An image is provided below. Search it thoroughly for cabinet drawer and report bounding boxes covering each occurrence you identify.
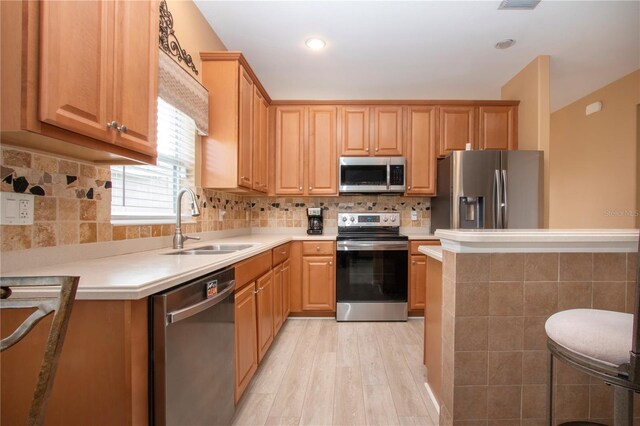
[302,241,335,256]
[234,251,272,290]
[272,243,291,266]
[410,240,440,255]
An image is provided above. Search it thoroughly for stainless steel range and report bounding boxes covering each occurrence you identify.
[336,212,409,321]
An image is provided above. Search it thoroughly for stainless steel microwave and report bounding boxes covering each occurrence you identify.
[339,157,406,194]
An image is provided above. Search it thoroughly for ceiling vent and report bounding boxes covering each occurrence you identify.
[498,0,541,10]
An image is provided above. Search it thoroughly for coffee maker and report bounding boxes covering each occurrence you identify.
[307,207,323,235]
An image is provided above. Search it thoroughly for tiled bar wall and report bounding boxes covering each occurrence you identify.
[439,251,639,425]
[0,146,431,252]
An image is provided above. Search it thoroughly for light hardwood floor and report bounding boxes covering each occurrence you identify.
[232,319,439,426]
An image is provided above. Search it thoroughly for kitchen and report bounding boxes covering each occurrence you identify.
[2,1,638,424]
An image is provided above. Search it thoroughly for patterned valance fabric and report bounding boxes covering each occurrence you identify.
[158,49,209,135]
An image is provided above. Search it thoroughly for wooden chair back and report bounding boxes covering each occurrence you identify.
[0,276,79,426]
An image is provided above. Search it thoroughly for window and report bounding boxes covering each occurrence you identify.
[111,98,196,222]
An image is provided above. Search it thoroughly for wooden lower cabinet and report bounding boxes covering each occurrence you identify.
[234,282,258,403]
[282,259,291,317]
[256,271,274,362]
[273,264,284,336]
[0,300,148,425]
[409,255,427,311]
[302,255,335,311]
[409,240,440,314]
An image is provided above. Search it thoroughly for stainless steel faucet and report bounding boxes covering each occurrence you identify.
[173,188,201,249]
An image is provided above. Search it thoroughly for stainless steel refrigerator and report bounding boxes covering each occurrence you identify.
[431,150,543,232]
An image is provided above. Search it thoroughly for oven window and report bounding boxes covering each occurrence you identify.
[341,165,387,186]
[336,250,408,302]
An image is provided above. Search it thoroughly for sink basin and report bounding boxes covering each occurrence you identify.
[164,243,256,255]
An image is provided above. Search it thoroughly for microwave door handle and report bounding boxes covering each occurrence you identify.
[386,162,390,190]
[502,169,508,229]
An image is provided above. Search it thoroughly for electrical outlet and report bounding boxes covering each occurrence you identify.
[219,210,226,221]
[1,192,35,225]
[411,211,418,221]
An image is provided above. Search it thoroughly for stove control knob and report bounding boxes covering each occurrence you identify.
[349,216,355,222]
[341,216,347,222]
[383,216,389,222]
[391,216,397,222]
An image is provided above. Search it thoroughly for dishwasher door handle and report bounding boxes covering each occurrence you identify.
[167,280,235,324]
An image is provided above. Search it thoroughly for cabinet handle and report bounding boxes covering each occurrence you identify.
[366,148,369,152]
[299,186,302,191]
[117,124,128,133]
[408,186,411,190]
[241,176,247,180]
[280,251,286,255]
[316,246,320,251]
[412,261,416,265]
[309,186,312,190]
[375,148,379,151]
[106,121,118,129]
[329,261,333,265]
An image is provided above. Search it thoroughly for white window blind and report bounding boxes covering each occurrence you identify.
[111,98,196,221]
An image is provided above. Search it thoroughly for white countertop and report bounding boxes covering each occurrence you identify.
[434,229,639,253]
[3,233,337,301]
[418,245,443,261]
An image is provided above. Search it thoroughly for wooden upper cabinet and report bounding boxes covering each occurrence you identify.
[308,106,338,195]
[39,1,112,143]
[275,107,305,195]
[340,106,370,156]
[238,65,254,189]
[111,0,158,157]
[200,52,270,192]
[406,106,437,195]
[438,105,476,156]
[372,106,403,156]
[252,88,269,193]
[478,105,517,150]
[30,0,158,163]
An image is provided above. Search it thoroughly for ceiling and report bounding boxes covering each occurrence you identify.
[194,1,639,111]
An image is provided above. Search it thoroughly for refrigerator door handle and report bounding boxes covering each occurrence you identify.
[501,169,508,229]
[494,169,502,229]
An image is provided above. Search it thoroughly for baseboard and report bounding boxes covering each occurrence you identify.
[424,382,440,415]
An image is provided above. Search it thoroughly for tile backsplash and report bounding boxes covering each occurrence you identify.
[0,146,430,252]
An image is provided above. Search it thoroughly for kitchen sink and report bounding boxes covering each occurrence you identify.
[164,243,256,255]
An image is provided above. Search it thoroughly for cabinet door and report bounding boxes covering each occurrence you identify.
[282,259,291,318]
[409,255,427,311]
[302,255,335,311]
[235,282,258,403]
[372,106,403,156]
[256,271,274,361]
[308,106,337,195]
[438,106,476,156]
[252,88,269,193]
[340,106,370,156]
[478,106,517,150]
[275,107,305,195]
[112,0,158,157]
[273,264,284,336]
[238,65,254,189]
[39,1,113,143]
[406,106,437,195]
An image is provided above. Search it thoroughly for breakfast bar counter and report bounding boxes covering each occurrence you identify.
[419,229,639,425]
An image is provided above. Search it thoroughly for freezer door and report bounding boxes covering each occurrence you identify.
[500,150,543,229]
[451,151,501,229]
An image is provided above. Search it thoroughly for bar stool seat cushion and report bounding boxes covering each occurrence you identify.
[545,309,633,368]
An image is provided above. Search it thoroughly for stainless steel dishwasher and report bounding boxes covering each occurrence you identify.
[150,267,235,426]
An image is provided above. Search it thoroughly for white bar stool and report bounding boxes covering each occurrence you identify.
[545,245,640,426]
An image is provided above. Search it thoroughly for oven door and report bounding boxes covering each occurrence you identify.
[336,240,408,303]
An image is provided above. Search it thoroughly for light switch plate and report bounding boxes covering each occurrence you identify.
[0,192,35,225]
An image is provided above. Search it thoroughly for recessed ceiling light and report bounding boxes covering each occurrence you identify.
[495,39,516,49]
[305,38,326,50]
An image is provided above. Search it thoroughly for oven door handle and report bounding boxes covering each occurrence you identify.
[337,241,409,251]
